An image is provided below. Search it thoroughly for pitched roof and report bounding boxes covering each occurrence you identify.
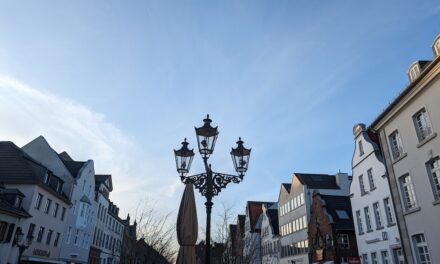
[246,201,275,233]
[0,199,32,218]
[0,142,71,204]
[294,173,340,189]
[267,208,279,235]
[57,151,86,178]
[95,174,113,191]
[61,160,85,178]
[0,141,46,184]
[282,183,291,193]
[58,151,73,161]
[319,194,354,230]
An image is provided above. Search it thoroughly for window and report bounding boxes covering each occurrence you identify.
[413,234,432,264]
[37,226,45,242]
[373,202,383,229]
[367,168,376,190]
[61,207,66,221]
[46,229,53,245]
[35,193,43,210]
[389,131,404,159]
[359,175,366,195]
[381,251,390,264]
[359,140,364,156]
[364,207,372,232]
[14,197,22,208]
[413,108,433,141]
[371,252,378,264]
[399,174,418,210]
[0,222,7,242]
[27,223,35,240]
[383,198,394,225]
[44,199,52,214]
[409,64,421,82]
[362,254,369,264]
[435,39,440,56]
[66,226,72,244]
[53,203,59,218]
[428,158,440,199]
[356,210,363,234]
[338,234,349,249]
[74,229,79,245]
[54,232,61,247]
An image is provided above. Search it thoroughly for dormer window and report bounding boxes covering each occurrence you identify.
[408,62,421,82]
[433,35,440,57]
[14,196,22,208]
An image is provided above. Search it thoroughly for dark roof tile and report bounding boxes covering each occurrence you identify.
[294,173,340,189]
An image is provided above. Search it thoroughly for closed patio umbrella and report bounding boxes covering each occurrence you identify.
[176,183,198,264]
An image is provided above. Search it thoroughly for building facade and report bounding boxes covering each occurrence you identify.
[0,184,32,264]
[58,153,97,264]
[259,203,280,264]
[1,141,72,263]
[278,172,351,264]
[308,192,358,264]
[370,34,440,264]
[244,201,275,264]
[351,124,402,264]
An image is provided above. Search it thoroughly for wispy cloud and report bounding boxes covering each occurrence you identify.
[0,74,183,214]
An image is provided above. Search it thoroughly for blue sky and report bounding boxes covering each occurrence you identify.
[1,0,439,239]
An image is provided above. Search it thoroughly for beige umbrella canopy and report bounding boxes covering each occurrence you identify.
[176,183,198,264]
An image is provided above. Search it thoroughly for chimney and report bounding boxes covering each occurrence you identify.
[336,172,351,195]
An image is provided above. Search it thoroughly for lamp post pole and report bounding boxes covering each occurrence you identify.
[13,227,33,264]
[174,115,251,264]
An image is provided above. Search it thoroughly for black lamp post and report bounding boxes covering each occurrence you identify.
[13,227,33,264]
[174,115,251,264]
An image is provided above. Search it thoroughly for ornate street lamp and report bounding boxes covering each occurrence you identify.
[13,227,33,263]
[174,115,251,264]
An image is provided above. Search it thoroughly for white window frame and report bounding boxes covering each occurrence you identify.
[413,108,433,142]
[381,250,390,264]
[412,234,432,264]
[367,168,376,190]
[383,197,395,225]
[427,157,440,200]
[359,174,366,195]
[373,202,383,229]
[409,64,421,81]
[399,174,418,210]
[356,210,363,234]
[371,252,378,264]
[338,234,350,249]
[389,130,404,160]
[364,206,372,232]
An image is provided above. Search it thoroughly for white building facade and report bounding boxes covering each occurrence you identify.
[259,203,280,264]
[1,140,73,263]
[351,124,402,264]
[371,34,440,264]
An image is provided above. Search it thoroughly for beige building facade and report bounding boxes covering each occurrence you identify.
[371,34,440,264]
